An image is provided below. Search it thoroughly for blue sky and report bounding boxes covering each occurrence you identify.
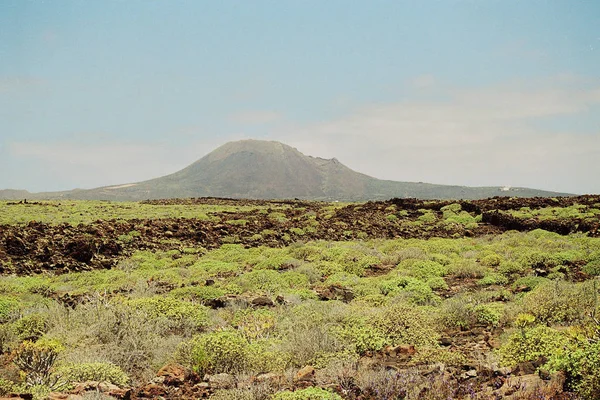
[1,0,599,194]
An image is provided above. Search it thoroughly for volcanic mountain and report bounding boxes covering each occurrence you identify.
[1,140,571,201]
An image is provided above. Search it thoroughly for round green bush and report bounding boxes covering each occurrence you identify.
[127,296,208,330]
[497,325,571,366]
[272,387,343,400]
[0,296,19,323]
[372,302,439,347]
[54,362,129,387]
[188,330,250,374]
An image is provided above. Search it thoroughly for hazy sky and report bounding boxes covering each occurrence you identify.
[1,0,599,194]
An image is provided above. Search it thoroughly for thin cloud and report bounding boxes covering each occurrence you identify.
[230,110,282,125]
[0,77,46,94]
[278,77,600,194]
[7,138,228,190]
[410,74,436,89]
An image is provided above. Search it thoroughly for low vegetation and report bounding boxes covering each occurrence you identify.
[0,196,599,399]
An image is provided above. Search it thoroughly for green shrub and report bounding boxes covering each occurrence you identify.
[512,276,548,291]
[332,316,386,355]
[0,378,21,396]
[400,260,447,279]
[426,277,448,290]
[480,253,502,267]
[169,286,226,301]
[438,296,503,329]
[237,270,309,294]
[0,296,19,322]
[191,260,241,277]
[12,339,64,388]
[547,341,600,399]
[187,330,250,374]
[290,227,306,236]
[225,219,248,226]
[53,362,129,387]
[268,212,288,223]
[379,277,439,305]
[13,314,48,341]
[520,251,559,270]
[497,325,574,367]
[294,264,323,284]
[252,250,299,270]
[519,280,596,324]
[477,273,508,286]
[498,261,526,277]
[272,387,343,400]
[127,296,208,331]
[410,346,467,367]
[246,340,291,373]
[276,301,349,366]
[372,302,439,347]
[474,303,503,327]
[232,309,276,341]
[325,272,361,287]
[429,253,451,266]
[448,260,487,279]
[583,260,600,276]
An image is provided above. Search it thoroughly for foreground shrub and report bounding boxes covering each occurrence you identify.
[0,296,19,322]
[378,277,439,305]
[410,346,467,367]
[232,308,277,341]
[477,273,508,286]
[447,260,487,279]
[548,341,600,399]
[12,314,48,341]
[519,280,596,324]
[372,302,439,347]
[332,316,386,355]
[212,385,276,400]
[53,362,129,387]
[497,325,572,366]
[0,378,21,396]
[438,296,503,329]
[399,260,448,280]
[12,339,64,388]
[187,330,249,374]
[169,286,226,301]
[247,340,292,373]
[272,387,343,400]
[126,296,208,332]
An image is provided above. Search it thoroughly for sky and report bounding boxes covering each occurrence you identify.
[1,0,599,194]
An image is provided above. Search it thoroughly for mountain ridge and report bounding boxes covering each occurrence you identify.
[0,139,573,201]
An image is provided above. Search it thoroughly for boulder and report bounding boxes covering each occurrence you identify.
[137,383,167,397]
[207,373,236,389]
[251,296,274,307]
[157,363,190,386]
[512,361,536,376]
[294,366,316,383]
[253,372,284,385]
[47,394,83,400]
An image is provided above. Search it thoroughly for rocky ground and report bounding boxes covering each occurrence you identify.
[1,196,599,399]
[2,196,598,276]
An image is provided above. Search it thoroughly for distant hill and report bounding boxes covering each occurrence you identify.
[1,139,573,201]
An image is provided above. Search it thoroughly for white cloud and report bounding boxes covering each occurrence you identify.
[6,76,600,195]
[0,77,46,94]
[230,110,282,125]
[7,137,230,190]
[277,77,600,194]
[410,74,436,89]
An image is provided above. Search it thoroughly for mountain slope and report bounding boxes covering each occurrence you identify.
[1,140,572,201]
